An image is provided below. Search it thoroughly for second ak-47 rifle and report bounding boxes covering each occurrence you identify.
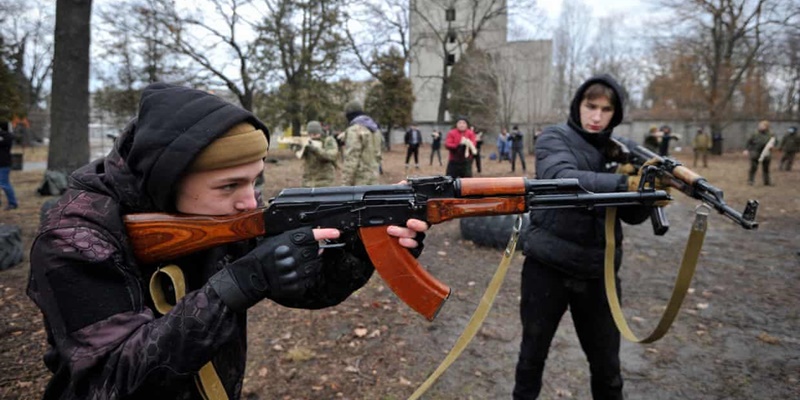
[609,138,759,234]
[124,176,669,321]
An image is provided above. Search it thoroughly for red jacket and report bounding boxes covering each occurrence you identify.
[444,128,477,162]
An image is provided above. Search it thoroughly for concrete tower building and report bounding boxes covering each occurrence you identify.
[409,0,553,130]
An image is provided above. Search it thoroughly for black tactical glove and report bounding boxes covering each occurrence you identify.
[208,227,322,312]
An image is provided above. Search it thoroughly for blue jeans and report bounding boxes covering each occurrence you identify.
[0,167,18,207]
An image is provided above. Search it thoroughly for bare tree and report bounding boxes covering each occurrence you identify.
[448,46,498,129]
[258,0,348,135]
[147,0,265,111]
[552,0,593,115]
[344,0,416,79]
[4,0,54,120]
[49,0,92,174]
[410,0,513,124]
[652,0,786,137]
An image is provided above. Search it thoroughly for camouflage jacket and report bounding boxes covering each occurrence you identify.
[780,132,799,153]
[746,131,775,160]
[693,133,711,150]
[302,135,339,188]
[341,115,382,186]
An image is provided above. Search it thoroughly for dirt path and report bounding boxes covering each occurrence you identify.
[1,145,798,399]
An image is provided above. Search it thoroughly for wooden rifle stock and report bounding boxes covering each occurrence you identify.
[125,211,267,264]
[124,176,669,321]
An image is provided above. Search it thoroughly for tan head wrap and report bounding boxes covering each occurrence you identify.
[189,122,269,172]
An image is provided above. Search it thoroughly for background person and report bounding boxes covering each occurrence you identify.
[341,100,383,185]
[744,119,775,186]
[444,116,477,178]
[404,124,423,170]
[779,126,798,171]
[692,128,711,168]
[0,122,18,211]
[301,120,339,187]
[510,125,527,173]
[430,129,443,166]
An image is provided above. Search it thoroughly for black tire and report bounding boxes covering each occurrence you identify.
[459,214,529,249]
[40,196,61,223]
[0,224,24,271]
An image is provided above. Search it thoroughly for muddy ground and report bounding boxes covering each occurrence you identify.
[1,143,798,399]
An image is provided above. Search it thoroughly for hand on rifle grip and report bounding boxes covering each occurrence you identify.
[626,166,672,207]
[208,227,323,311]
[386,218,429,258]
[615,163,637,175]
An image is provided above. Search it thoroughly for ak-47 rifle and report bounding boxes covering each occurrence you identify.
[277,136,313,159]
[124,176,669,321]
[610,138,759,234]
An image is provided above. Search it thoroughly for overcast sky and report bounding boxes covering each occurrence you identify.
[540,0,651,18]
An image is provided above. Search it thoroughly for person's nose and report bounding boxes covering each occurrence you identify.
[234,188,258,211]
[590,109,602,123]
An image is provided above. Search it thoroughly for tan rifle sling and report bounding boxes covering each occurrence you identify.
[150,265,229,400]
[604,205,708,343]
[407,215,523,400]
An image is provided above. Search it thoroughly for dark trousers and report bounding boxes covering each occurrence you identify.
[511,148,526,172]
[405,144,420,165]
[474,152,482,173]
[748,158,771,185]
[430,148,442,166]
[514,258,623,400]
[446,160,472,178]
[780,151,796,171]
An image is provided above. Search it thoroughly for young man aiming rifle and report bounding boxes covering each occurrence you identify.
[27,83,426,399]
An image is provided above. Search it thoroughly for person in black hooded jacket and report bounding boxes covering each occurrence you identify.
[27,83,428,400]
[513,75,669,400]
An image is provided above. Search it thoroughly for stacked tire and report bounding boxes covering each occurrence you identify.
[459,213,529,249]
[0,224,23,271]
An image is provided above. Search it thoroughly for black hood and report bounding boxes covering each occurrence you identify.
[70,83,270,213]
[566,74,626,146]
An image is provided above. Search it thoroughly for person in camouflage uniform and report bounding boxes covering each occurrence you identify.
[779,126,799,171]
[301,120,339,187]
[341,100,382,185]
[745,120,776,186]
[692,128,711,168]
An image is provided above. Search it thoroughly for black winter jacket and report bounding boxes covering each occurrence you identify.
[27,83,374,399]
[522,75,650,278]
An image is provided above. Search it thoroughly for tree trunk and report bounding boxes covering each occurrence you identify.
[49,0,92,175]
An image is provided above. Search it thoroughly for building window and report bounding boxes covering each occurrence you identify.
[446,8,455,21]
[446,53,456,66]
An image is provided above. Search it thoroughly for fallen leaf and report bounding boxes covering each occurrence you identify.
[258,367,268,377]
[757,332,780,345]
[696,303,709,310]
[399,377,412,386]
[354,328,368,337]
[344,365,358,373]
[437,251,447,256]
